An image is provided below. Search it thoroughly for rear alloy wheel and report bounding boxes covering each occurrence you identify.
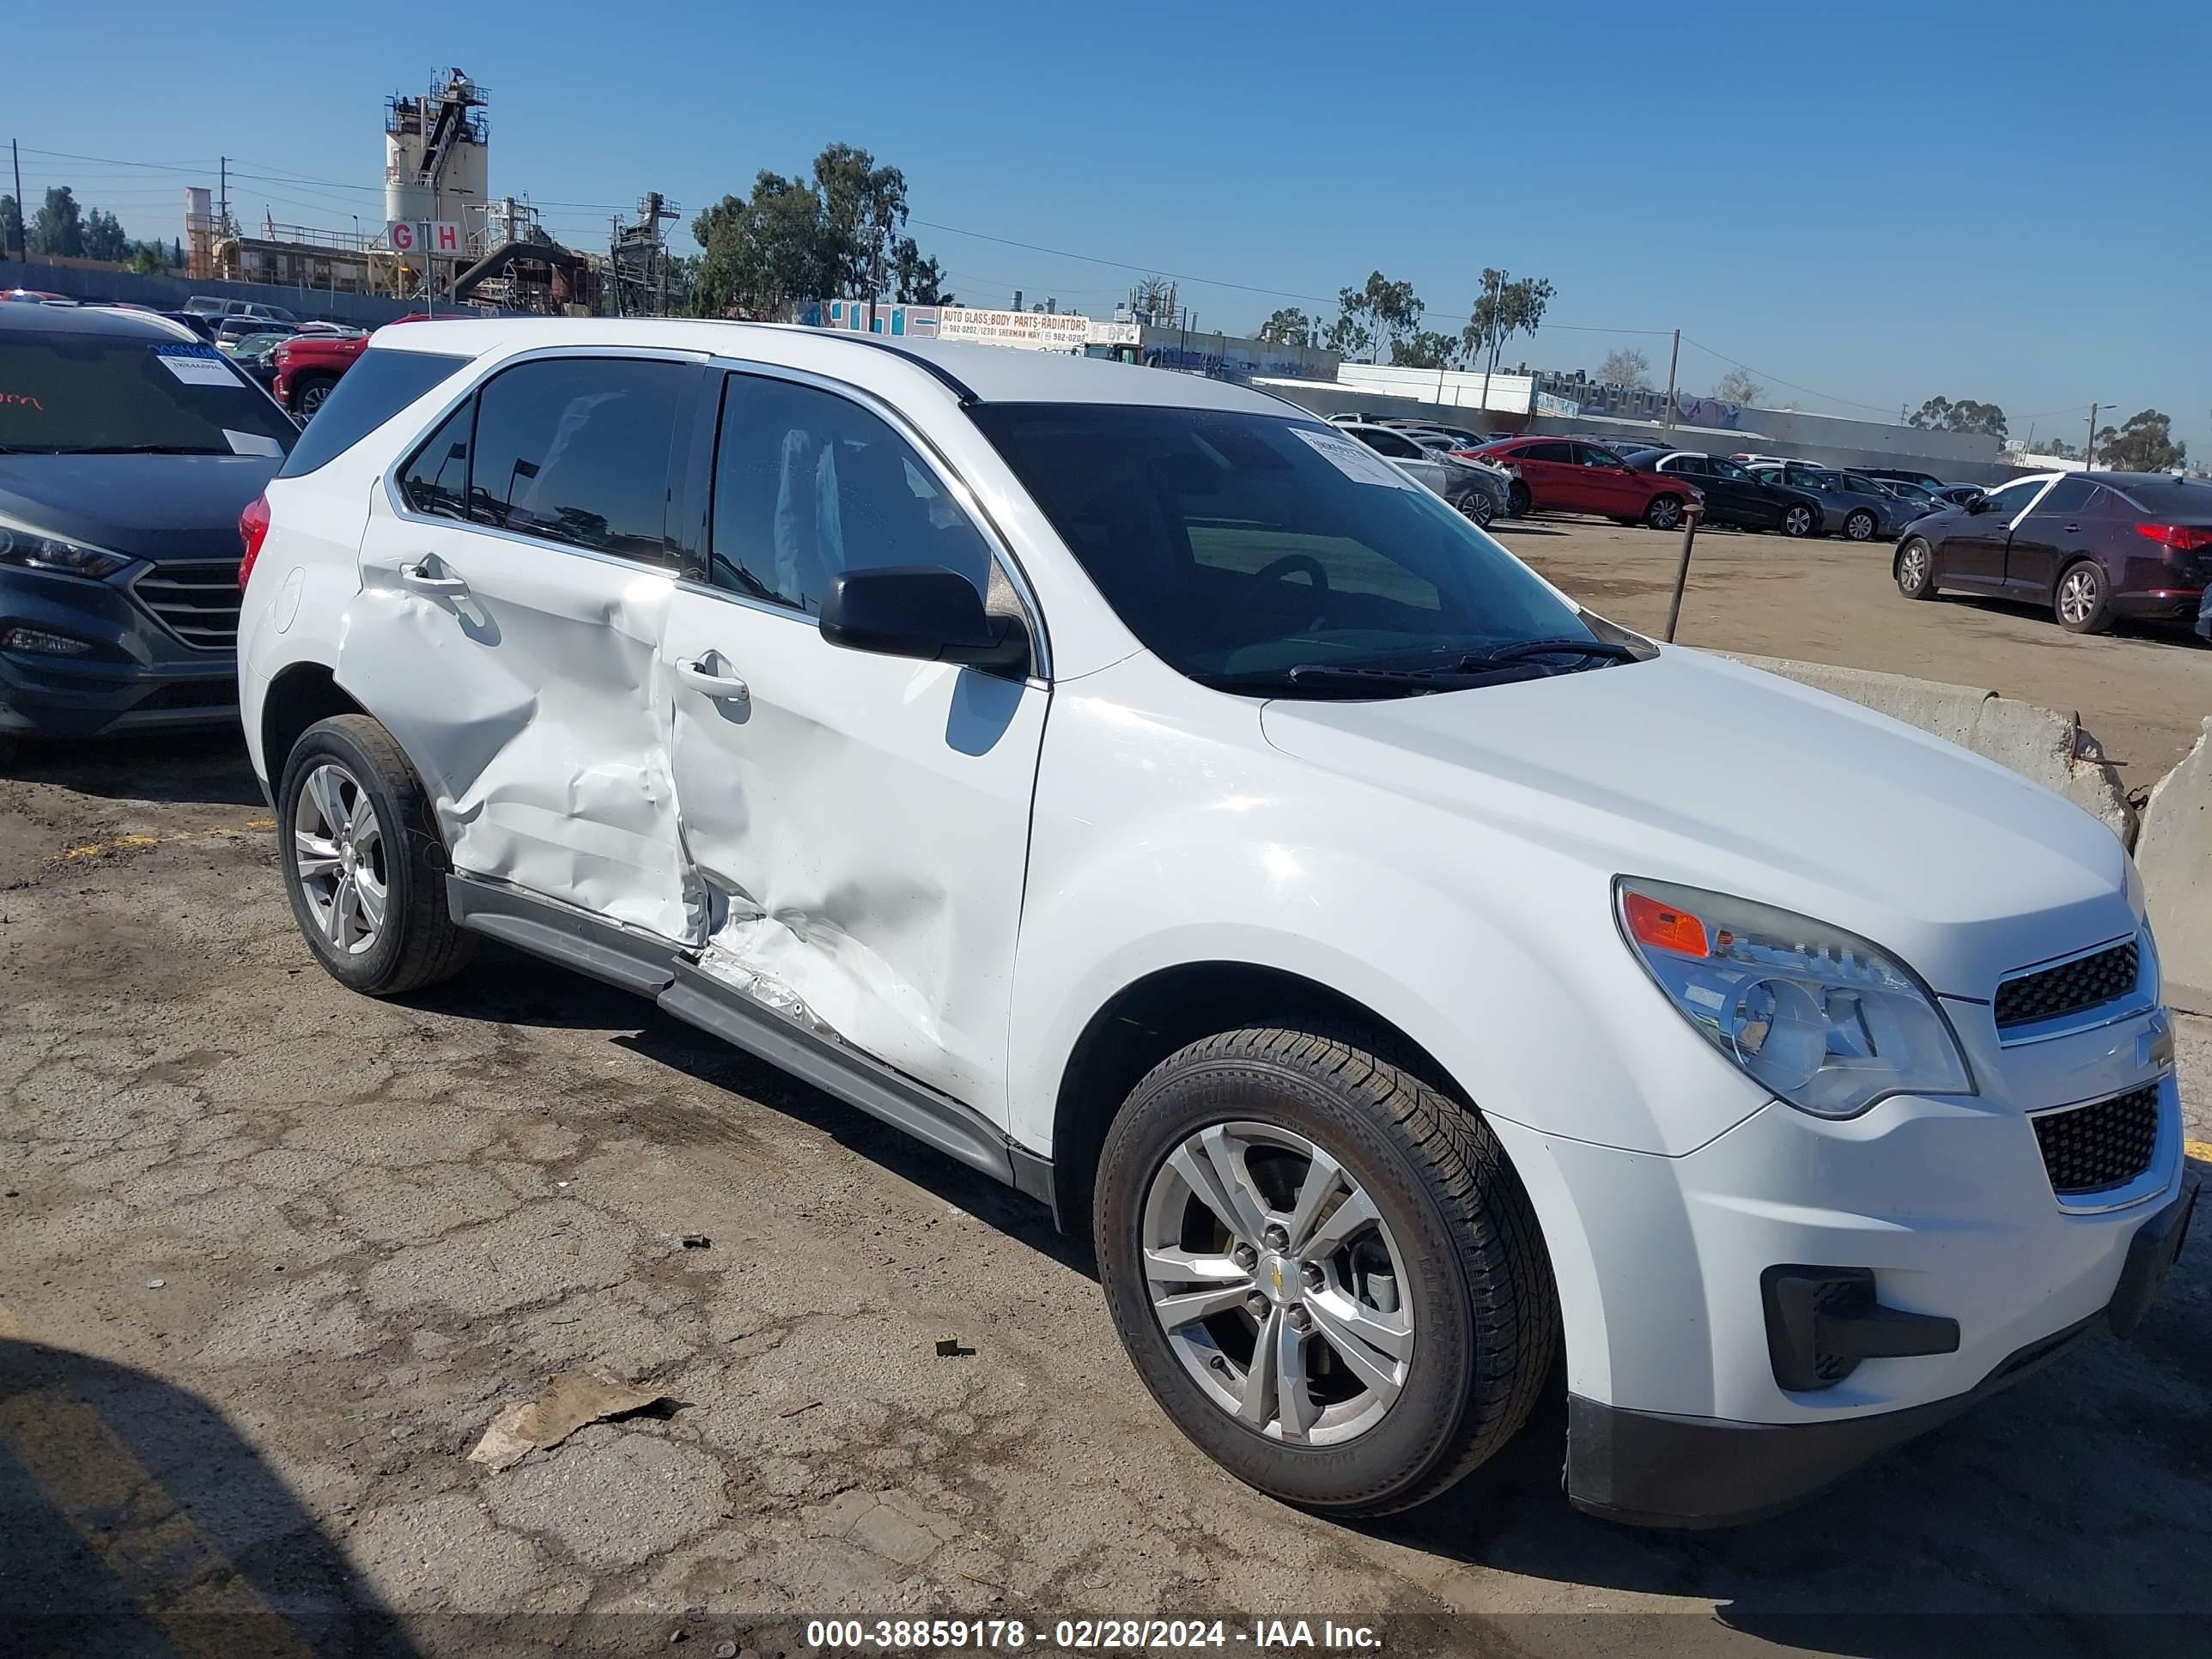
[2055,560,2112,634]
[1844,509,1878,542]
[1644,495,1686,532]
[291,374,337,418]
[1895,537,1938,600]
[1096,1023,1555,1516]
[1781,503,1816,538]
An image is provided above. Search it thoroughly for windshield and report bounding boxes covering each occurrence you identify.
[0,334,296,455]
[970,404,1639,698]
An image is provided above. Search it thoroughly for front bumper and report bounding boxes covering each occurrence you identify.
[1568,1182,2194,1528]
[0,566,240,740]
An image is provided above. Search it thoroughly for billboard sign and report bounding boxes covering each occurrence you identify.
[934,307,1093,352]
[386,221,462,255]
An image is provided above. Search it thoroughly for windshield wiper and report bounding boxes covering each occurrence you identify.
[1450,636,1643,671]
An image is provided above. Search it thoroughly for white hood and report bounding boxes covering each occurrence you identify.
[1260,647,2135,1000]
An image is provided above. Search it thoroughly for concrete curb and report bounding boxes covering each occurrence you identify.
[2136,716,2212,1010]
[1720,654,2136,845]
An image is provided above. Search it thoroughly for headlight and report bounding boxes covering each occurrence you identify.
[1615,877,1974,1118]
[0,514,134,580]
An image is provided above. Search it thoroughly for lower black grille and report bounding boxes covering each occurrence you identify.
[139,679,239,710]
[133,562,241,652]
[1996,939,2139,1030]
[2033,1084,2161,1196]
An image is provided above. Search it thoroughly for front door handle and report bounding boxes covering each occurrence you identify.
[399,560,468,596]
[677,657,750,703]
[2063,523,2081,533]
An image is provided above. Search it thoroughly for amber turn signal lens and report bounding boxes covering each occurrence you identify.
[1624,890,1709,957]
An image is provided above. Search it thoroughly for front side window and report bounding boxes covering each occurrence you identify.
[1352,428,1423,459]
[707,373,994,615]
[972,404,1636,698]
[465,357,690,565]
[1979,480,2045,520]
[1577,445,1626,468]
[0,331,296,456]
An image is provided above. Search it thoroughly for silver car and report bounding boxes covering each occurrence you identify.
[1744,461,1918,541]
[1340,422,1513,526]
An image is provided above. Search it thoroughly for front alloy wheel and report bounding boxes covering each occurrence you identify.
[1844,509,1877,541]
[1461,489,1498,528]
[1143,1121,1413,1445]
[1096,1024,1555,1516]
[1896,537,1937,599]
[1644,495,1685,532]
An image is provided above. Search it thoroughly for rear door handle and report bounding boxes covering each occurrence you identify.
[677,657,750,703]
[399,561,468,596]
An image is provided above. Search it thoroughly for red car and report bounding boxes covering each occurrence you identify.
[1468,436,1705,530]
[271,314,431,417]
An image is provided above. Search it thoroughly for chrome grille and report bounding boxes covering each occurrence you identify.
[1995,939,2139,1030]
[133,562,241,653]
[2032,1084,2160,1196]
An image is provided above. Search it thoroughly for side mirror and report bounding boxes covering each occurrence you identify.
[820,564,1030,676]
[1964,493,1992,514]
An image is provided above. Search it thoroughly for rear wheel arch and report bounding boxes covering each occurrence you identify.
[261,662,368,785]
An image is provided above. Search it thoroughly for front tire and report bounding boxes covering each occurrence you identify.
[1505,480,1532,519]
[2056,560,2112,633]
[1644,495,1686,532]
[1459,489,1497,528]
[276,714,474,996]
[1095,1024,1555,1516]
[1895,536,1938,600]
[1844,508,1878,542]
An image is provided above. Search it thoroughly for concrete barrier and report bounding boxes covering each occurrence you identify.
[2136,717,2212,1014]
[1721,654,2136,844]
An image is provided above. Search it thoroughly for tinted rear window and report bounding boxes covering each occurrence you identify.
[277,348,471,477]
[2113,479,2212,518]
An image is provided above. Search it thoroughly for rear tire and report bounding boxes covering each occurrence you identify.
[2055,560,2112,634]
[0,732,17,770]
[1895,536,1938,600]
[1095,1022,1555,1516]
[290,372,337,418]
[276,714,474,996]
[1779,503,1817,538]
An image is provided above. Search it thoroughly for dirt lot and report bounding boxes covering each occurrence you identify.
[1498,519,2211,786]
[3,524,2209,1657]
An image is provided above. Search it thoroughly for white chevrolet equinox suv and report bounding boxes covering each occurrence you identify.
[239,320,2193,1527]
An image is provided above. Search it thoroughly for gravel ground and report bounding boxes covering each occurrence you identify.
[2,524,2207,1657]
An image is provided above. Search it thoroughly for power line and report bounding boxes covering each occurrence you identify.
[1678,334,1899,416]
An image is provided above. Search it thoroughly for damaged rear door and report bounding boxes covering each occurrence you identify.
[343,351,704,937]
[659,367,1049,1118]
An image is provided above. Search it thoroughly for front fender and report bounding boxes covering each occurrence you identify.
[1007,654,1767,1163]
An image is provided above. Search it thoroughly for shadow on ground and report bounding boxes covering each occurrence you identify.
[0,1338,419,1658]
[4,730,264,808]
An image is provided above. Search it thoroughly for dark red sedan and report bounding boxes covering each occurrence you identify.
[1467,436,1705,529]
[1893,471,2211,634]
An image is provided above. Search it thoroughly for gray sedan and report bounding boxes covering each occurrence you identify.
[1340,422,1513,526]
[1744,461,1921,541]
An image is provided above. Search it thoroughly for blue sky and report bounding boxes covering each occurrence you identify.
[9,0,2206,450]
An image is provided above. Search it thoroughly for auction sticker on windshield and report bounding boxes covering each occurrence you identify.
[155,346,242,387]
[1291,426,1419,489]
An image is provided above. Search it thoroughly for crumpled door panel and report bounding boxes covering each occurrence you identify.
[661,592,1046,1119]
[343,516,697,941]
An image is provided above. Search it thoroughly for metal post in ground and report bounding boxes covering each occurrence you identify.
[1663,500,1705,644]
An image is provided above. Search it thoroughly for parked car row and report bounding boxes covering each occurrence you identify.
[1335,422,1513,525]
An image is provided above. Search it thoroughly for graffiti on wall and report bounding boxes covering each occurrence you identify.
[1669,393,1742,429]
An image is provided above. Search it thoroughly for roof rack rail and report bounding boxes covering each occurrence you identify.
[813,330,979,405]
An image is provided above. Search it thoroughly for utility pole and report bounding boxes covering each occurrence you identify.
[9,139,24,261]
[2085,403,2100,468]
[610,218,623,318]
[218,156,228,233]
[1660,327,1680,437]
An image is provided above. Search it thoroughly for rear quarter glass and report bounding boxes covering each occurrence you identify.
[277,349,474,478]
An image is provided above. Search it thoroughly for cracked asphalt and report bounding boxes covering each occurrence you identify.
[3,710,2208,1656]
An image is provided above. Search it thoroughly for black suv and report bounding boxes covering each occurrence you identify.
[0,304,297,765]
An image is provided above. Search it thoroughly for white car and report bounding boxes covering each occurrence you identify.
[239,320,2193,1528]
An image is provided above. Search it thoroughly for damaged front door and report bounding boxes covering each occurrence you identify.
[343,353,703,938]
[659,368,1048,1118]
